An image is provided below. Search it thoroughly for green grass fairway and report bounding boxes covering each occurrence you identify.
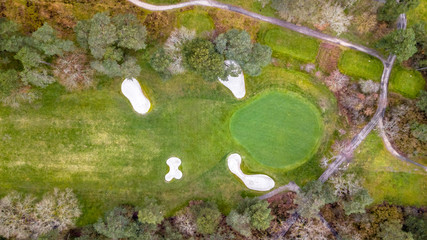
[177,9,215,34]
[389,66,425,98]
[352,133,427,206]
[338,50,384,81]
[230,91,323,169]
[0,54,336,225]
[260,28,320,63]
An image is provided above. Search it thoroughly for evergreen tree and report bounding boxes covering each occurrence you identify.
[183,38,226,82]
[377,28,417,62]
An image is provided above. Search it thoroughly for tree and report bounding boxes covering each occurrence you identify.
[318,2,352,35]
[226,210,252,237]
[94,207,139,240]
[416,90,427,113]
[20,68,55,88]
[33,188,81,234]
[214,29,271,76]
[0,19,24,52]
[190,201,222,235]
[378,0,419,23]
[90,59,122,78]
[120,57,141,80]
[294,180,337,219]
[53,51,95,91]
[377,220,414,240]
[87,13,118,60]
[14,46,43,69]
[404,216,427,240]
[138,197,164,225]
[0,69,20,97]
[0,189,81,240]
[377,28,417,62]
[342,189,373,215]
[150,48,172,80]
[183,38,227,82]
[29,23,74,57]
[410,123,427,142]
[271,0,318,24]
[112,14,147,51]
[0,192,37,239]
[230,198,273,232]
[74,12,146,78]
[355,12,377,35]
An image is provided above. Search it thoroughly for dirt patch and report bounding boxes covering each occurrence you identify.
[316,42,342,73]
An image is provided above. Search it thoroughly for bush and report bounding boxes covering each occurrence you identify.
[190,201,222,235]
[183,38,227,82]
[138,197,164,225]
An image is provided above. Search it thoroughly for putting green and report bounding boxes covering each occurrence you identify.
[230,91,323,169]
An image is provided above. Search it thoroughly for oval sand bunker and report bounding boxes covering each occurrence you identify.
[218,60,246,99]
[121,78,151,114]
[227,153,275,191]
[165,157,182,182]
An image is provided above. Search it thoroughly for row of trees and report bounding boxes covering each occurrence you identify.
[0,12,148,107]
[1,178,425,239]
[150,28,272,82]
[0,188,81,239]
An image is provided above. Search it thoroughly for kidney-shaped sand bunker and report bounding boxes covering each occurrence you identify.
[230,91,323,169]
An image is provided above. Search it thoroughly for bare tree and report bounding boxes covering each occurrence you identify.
[54,52,95,91]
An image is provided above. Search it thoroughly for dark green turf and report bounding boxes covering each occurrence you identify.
[230,91,323,169]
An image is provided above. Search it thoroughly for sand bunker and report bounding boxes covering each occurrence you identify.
[165,157,183,182]
[218,60,246,99]
[121,78,151,114]
[227,153,275,191]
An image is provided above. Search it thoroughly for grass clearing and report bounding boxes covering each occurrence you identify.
[259,27,320,63]
[352,133,427,206]
[230,91,323,169]
[338,50,383,81]
[389,66,425,99]
[177,9,215,34]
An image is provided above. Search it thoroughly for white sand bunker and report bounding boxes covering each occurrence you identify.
[227,153,275,191]
[165,157,183,182]
[218,60,246,99]
[121,78,151,114]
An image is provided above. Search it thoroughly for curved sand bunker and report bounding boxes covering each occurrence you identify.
[218,60,246,99]
[121,78,151,114]
[227,153,275,191]
[165,157,183,182]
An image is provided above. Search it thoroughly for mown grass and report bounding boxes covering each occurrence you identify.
[338,50,384,81]
[352,133,427,206]
[389,66,425,98]
[177,9,215,34]
[230,91,323,169]
[259,27,320,63]
[0,46,337,225]
[338,50,425,98]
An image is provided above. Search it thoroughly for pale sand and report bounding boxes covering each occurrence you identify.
[165,157,183,182]
[218,60,246,99]
[121,78,151,114]
[227,153,275,191]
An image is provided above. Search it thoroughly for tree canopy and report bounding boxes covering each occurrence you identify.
[378,0,419,23]
[294,180,337,219]
[214,29,271,76]
[183,38,227,82]
[377,28,417,62]
[74,12,146,78]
